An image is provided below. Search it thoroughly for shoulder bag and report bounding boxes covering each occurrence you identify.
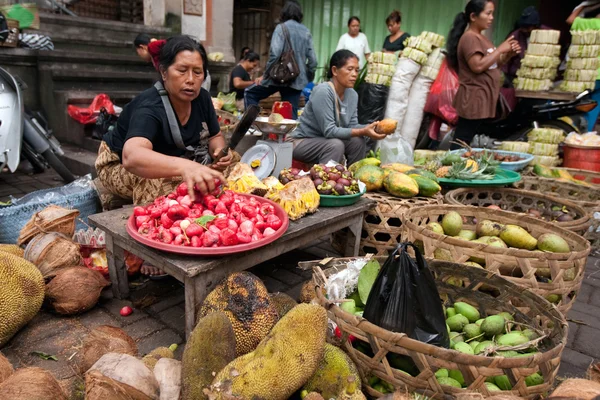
[267,23,300,85]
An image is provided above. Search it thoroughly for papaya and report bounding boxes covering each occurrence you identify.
[409,174,441,197]
[383,172,419,198]
[355,165,385,192]
[349,158,381,174]
[380,163,414,173]
[382,168,394,180]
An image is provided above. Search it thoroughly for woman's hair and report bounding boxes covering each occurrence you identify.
[240,46,250,59]
[134,33,151,48]
[243,51,260,62]
[327,49,359,79]
[386,10,401,25]
[158,35,208,76]
[281,0,303,23]
[447,0,492,71]
[348,16,360,26]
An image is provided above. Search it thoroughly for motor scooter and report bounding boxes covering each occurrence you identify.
[0,67,75,182]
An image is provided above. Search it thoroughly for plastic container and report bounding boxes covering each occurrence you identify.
[563,143,600,172]
[449,148,534,172]
[319,189,365,207]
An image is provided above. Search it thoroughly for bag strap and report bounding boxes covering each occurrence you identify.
[327,82,341,127]
[280,23,293,53]
[154,81,194,151]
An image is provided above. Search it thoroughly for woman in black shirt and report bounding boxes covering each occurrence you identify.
[229,51,261,110]
[96,36,232,207]
[382,10,410,53]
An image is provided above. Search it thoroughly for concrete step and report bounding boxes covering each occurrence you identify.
[59,144,97,177]
[38,50,150,68]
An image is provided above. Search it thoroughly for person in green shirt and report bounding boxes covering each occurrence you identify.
[569,13,600,129]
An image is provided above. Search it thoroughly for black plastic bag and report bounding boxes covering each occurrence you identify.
[363,243,450,348]
[357,82,389,125]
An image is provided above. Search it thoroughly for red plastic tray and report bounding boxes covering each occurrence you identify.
[126,194,289,256]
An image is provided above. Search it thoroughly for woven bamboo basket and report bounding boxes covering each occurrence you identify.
[524,166,600,186]
[310,257,567,399]
[352,192,444,256]
[445,188,591,235]
[401,205,591,314]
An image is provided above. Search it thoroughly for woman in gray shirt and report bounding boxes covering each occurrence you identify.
[289,50,386,165]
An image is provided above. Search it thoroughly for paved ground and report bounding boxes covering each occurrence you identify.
[1,166,599,398]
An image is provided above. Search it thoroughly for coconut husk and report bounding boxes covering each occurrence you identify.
[17,205,79,246]
[24,232,81,278]
[0,352,13,385]
[79,326,138,373]
[548,378,600,399]
[85,353,159,400]
[0,367,67,399]
[153,358,181,400]
[45,267,109,315]
[588,362,600,384]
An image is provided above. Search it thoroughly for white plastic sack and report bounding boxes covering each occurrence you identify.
[400,74,434,148]
[384,58,421,130]
[378,133,414,165]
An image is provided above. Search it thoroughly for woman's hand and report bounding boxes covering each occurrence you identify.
[498,36,518,54]
[361,122,387,140]
[180,161,225,200]
[211,147,234,171]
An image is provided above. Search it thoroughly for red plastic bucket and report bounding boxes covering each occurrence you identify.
[563,143,600,172]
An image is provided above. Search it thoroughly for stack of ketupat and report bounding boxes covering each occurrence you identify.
[419,32,446,80]
[527,127,565,166]
[561,30,600,92]
[401,35,433,66]
[514,30,561,91]
[365,52,397,87]
[498,141,530,153]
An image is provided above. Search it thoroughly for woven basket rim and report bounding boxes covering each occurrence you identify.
[444,187,591,229]
[517,176,600,207]
[313,257,568,368]
[401,204,591,260]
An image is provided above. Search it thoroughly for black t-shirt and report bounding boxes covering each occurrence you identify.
[383,32,411,52]
[229,64,251,100]
[104,86,220,159]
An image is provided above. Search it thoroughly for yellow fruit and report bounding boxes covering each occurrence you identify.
[380,163,414,174]
[199,272,279,355]
[267,178,319,220]
[383,172,419,198]
[0,251,45,346]
[465,159,478,172]
[436,166,450,178]
[303,344,362,399]
[355,166,385,192]
[269,292,297,318]
[375,119,398,134]
[142,345,176,370]
[0,245,24,258]
[182,312,236,400]
[207,304,327,400]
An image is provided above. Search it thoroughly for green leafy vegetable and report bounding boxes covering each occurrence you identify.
[358,259,381,305]
[31,351,58,361]
[196,215,217,228]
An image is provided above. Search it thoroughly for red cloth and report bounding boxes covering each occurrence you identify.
[148,39,166,71]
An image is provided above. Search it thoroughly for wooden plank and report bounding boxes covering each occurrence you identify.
[105,234,129,299]
[515,90,576,101]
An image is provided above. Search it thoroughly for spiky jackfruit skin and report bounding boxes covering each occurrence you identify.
[269,292,297,318]
[304,393,325,400]
[182,312,236,400]
[208,304,327,400]
[299,280,325,303]
[0,245,24,258]
[0,251,44,346]
[141,346,175,370]
[303,343,363,399]
[199,272,279,355]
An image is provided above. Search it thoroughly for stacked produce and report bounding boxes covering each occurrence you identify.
[514,29,561,91]
[420,47,445,80]
[499,141,530,153]
[401,36,433,65]
[560,29,600,92]
[366,52,397,86]
[527,127,564,166]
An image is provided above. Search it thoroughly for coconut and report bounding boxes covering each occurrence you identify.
[0,352,13,385]
[24,232,81,278]
[549,378,600,399]
[85,353,159,400]
[79,325,138,373]
[0,367,67,399]
[17,205,79,246]
[153,358,181,400]
[45,267,109,315]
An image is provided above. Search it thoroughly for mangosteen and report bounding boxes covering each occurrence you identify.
[338,178,351,186]
[557,214,574,222]
[327,180,337,187]
[324,166,331,173]
[290,168,300,176]
[335,164,346,172]
[328,172,341,181]
[281,177,290,184]
[313,178,324,186]
[334,183,346,195]
[527,208,542,218]
[551,210,565,219]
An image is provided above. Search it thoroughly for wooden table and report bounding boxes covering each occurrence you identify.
[515,90,577,101]
[88,199,375,337]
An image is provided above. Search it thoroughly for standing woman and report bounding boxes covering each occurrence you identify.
[447,0,520,149]
[336,16,371,70]
[382,11,410,53]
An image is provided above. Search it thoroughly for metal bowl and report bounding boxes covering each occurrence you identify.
[253,116,299,135]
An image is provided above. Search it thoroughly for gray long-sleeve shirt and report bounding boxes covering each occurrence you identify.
[291,83,363,140]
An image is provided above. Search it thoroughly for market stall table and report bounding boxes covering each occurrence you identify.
[88,198,375,337]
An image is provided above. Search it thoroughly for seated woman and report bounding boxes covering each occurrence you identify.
[288,50,387,166]
[96,36,234,275]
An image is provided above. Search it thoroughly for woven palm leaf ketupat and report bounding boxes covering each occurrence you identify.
[310,257,567,399]
[445,188,591,235]
[401,205,590,314]
[17,205,80,246]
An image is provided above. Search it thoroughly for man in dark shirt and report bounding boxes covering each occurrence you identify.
[229,51,260,110]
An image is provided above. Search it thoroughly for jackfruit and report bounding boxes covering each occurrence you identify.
[206,303,327,400]
[303,393,325,400]
[0,245,24,258]
[182,312,236,400]
[303,343,363,400]
[299,279,326,303]
[0,251,45,346]
[141,344,177,370]
[267,178,320,220]
[198,272,279,355]
[269,292,297,318]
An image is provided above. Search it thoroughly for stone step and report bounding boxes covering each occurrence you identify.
[38,49,149,68]
[59,144,98,177]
